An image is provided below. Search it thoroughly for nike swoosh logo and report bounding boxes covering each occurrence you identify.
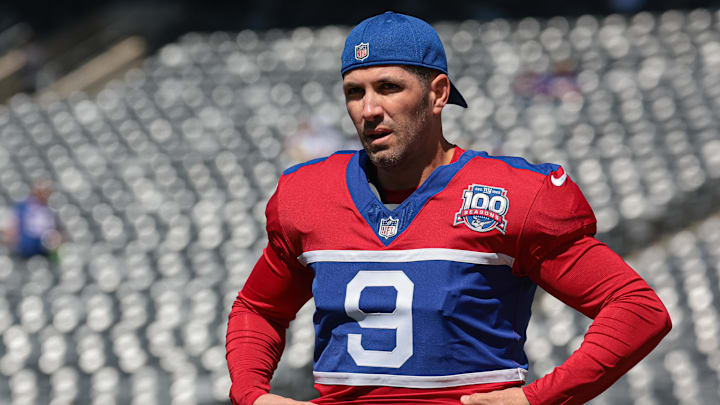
[551,173,568,187]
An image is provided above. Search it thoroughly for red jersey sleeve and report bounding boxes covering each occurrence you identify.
[513,168,670,404]
[226,184,315,405]
[514,167,597,276]
[522,236,671,405]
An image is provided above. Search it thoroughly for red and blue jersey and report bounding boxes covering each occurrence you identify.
[263,148,594,386]
[227,148,669,405]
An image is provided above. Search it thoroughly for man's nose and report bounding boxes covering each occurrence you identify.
[362,93,383,121]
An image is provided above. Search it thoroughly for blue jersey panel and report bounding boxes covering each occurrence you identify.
[310,259,536,377]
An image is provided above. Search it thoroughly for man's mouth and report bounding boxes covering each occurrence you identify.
[364,128,392,143]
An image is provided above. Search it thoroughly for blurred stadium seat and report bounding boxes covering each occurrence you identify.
[0,8,719,405]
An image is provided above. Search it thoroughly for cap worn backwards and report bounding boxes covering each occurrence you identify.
[341,11,467,108]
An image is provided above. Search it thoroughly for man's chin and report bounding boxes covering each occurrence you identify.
[366,150,402,170]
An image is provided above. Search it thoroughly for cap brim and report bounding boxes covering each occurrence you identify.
[448,80,467,108]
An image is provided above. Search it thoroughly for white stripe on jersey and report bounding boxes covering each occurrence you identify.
[313,367,527,388]
[297,249,515,267]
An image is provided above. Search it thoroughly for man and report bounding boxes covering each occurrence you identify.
[2,179,63,260]
[226,12,671,405]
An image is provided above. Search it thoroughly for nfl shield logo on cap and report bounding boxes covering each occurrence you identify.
[354,42,369,61]
[341,12,468,107]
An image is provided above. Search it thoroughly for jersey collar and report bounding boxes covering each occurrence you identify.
[345,149,475,246]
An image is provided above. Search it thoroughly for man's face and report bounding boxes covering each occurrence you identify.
[343,66,431,169]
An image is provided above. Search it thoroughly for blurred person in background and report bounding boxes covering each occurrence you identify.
[512,60,580,101]
[286,114,357,164]
[2,179,64,261]
[226,11,671,405]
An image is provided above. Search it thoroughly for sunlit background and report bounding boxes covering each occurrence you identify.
[0,1,719,404]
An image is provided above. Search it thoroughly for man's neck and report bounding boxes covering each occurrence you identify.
[372,138,455,191]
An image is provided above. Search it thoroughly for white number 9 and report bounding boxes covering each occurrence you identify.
[344,270,414,368]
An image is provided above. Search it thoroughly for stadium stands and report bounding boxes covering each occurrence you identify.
[0,8,719,404]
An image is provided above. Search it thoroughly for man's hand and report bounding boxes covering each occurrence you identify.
[253,393,314,405]
[460,387,530,405]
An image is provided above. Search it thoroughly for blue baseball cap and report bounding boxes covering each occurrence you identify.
[341,11,467,108]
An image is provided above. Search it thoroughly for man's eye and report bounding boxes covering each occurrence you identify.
[380,83,400,91]
[346,88,362,98]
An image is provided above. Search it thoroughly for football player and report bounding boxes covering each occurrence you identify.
[226,12,671,405]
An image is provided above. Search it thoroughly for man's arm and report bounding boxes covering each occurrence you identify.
[226,242,314,405]
[470,168,670,404]
[462,236,671,405]
[226,186,315,405]
[253,394,313,405]
[522,237,671,404]
[226,293,286,405]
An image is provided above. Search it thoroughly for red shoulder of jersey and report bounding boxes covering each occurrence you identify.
[272,151,360,256]
[518,165,596,273]
[449,154,597,275]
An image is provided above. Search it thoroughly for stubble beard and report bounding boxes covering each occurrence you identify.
[363,95,429,170]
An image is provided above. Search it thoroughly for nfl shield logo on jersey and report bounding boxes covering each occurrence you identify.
[378,216,399,239]
[355,42,369,61]
[454,184,509,234]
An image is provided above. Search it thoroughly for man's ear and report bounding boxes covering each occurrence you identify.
[430,73,450,114]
